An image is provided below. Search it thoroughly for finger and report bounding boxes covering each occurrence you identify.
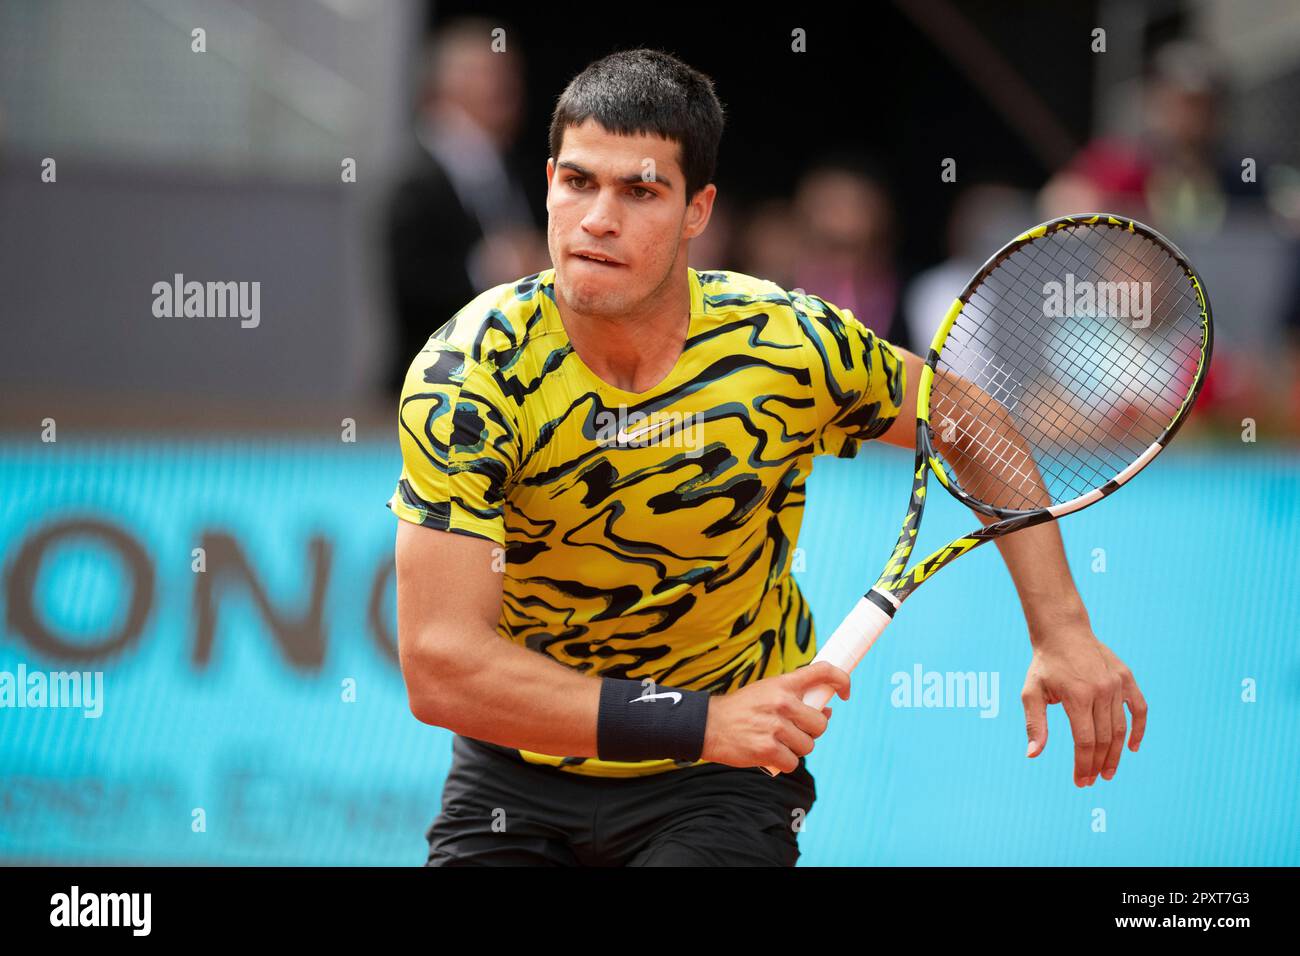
[762,740,801,775]
[1021,680,1048,758]
[1101,689,1126,780]
[787,700,832,737]
[793,662,851,702]
[1090,693,1111,784]
[1061,695,1097,788]
[775,720,817,762]
[1123,673,1148,752]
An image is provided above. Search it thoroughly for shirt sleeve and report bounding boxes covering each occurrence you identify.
[386,340,520,545]
[794,289,907,458]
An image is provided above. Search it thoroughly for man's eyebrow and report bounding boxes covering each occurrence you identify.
[556,160,674,190]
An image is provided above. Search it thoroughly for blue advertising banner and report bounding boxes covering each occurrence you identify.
[1,438,1297,865]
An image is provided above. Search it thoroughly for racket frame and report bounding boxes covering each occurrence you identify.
[879,213,1212,609]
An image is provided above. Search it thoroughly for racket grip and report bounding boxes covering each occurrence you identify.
[760,593,895,777]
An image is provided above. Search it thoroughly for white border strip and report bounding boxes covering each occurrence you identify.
[1047,441,1163,518]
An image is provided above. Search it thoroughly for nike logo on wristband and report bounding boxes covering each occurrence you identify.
[628,690,682,705]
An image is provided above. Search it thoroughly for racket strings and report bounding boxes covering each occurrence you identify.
[929,223,1205,512]
[975,232,1191,439]
[942,235,1198,505]
[944,298,1191,504]
[1024,230,1199,459]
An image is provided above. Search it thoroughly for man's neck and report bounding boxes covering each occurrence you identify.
[559,271,692,394]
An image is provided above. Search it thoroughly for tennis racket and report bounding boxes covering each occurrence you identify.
[762,213,1213,776]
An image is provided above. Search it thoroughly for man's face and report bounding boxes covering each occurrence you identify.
[546,118,713,319]
[1146,82,1218,152]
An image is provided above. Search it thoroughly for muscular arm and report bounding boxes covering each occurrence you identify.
[876,347,1088,637]
[395,519,847,772]
[876,346,1147,787]
[396,520,605,757]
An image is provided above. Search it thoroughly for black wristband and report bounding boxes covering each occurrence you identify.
[596,678,710,762]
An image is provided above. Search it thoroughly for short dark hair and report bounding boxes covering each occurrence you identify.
[548,48,725,201]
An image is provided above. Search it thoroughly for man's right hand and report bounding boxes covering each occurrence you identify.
[700,662,851,773]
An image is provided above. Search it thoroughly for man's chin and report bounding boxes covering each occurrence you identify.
[559,272,625,313]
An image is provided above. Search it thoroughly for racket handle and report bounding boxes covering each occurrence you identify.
[760,593,895,777]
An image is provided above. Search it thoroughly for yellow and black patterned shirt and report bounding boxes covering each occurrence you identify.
[388,267,906,777]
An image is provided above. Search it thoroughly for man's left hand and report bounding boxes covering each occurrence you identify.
[1021,625,1148,787]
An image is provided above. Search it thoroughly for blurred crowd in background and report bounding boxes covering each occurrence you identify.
[2,0,1298,441]
[385,14,1300,441]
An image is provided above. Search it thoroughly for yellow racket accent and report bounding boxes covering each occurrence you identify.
[919,297,965,490]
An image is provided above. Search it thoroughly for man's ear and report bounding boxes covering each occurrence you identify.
[685,183,717,240]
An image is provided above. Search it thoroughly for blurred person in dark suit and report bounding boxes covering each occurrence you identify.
[384,18,549,394]
[789,159,903,343]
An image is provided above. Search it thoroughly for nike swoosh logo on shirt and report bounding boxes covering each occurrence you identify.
[615,419,676,445]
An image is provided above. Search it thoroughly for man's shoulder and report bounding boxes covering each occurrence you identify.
[424,271,557,370]
[693,269,846,347]
[694,268,796,311]
[696,268,853,321]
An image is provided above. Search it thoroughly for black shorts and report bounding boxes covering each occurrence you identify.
[424,734,817,866]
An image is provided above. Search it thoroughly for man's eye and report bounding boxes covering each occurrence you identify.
[567,177,587,189]
[631,186,654,200]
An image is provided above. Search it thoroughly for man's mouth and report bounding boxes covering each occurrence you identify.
[572,252,624,267]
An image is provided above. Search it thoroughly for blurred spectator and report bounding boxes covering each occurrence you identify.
[1039,39,1243,234]
[1038,37,1300,436]
[789,161,902,341]
[1283,244,1300,431]
[902,183,1036,351]
[734,198,800,290]
[383,18,548,394]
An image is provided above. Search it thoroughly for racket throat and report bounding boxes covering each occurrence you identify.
[865,587,900,618]
[810,592,897,685]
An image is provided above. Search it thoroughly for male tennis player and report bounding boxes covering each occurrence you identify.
[389,48,1148,866]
